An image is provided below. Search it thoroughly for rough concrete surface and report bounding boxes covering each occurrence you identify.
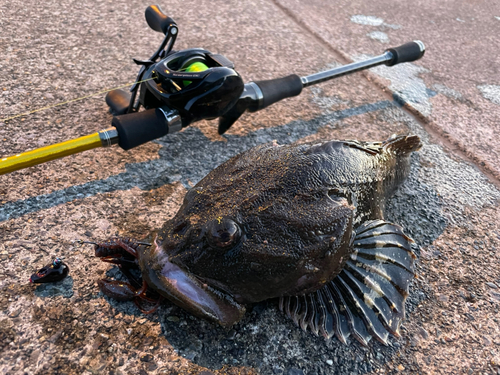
[1,0,499,374]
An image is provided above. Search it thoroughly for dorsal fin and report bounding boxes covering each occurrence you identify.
[342,140,382,155]
[382,134,422,155]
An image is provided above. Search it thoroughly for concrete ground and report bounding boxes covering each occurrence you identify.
[1,0,499,374]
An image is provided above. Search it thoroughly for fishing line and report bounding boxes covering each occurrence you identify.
[1,77,156,123]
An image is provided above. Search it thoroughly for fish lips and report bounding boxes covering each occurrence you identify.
[139,238,246,327]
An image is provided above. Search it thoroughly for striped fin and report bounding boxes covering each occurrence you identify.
[279,220,415,346]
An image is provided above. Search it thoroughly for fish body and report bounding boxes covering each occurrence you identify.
[132,135,420,344]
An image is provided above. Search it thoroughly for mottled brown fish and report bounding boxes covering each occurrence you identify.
[94,134,421,346]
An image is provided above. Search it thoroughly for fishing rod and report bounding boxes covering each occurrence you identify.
[0,5,425,176]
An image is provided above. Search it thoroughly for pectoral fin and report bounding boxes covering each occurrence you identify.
[279,220,415,346]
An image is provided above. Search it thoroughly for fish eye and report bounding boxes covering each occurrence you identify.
[207,218,241,249]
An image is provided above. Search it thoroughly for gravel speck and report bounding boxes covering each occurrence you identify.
[7,309,21,318]
[140,353,154,362]
[486,282,498,289]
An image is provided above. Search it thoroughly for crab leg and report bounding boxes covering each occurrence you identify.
[94,236,162,314]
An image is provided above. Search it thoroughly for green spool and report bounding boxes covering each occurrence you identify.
[183,61,209,87]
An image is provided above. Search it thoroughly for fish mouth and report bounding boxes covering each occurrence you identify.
[139,238,245,327]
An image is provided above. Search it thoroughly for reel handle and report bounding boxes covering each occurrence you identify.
[145,5,176,34]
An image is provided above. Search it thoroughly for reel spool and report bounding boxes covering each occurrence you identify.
[139,48,244,127]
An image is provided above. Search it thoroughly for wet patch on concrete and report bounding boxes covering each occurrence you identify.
[367,31,389,43]
[418,141,500,221]
[309,85,348,113]
[432,83,463,100]
[33,276,74,299]
[350,15,385,26]
[478,84,500,105]
[159,299,398,374]
[349,15,400,29]
[357,56,433,117]
[380,106,500,222]
[386,153,446,247]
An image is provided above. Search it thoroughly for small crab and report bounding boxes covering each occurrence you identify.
[92,237,163,314]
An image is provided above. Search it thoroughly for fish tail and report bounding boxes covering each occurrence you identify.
[383,134,422,155]
[279,220,415,346]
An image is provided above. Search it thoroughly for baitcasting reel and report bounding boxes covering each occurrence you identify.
[106,5,246,150]
[0,4,426,175]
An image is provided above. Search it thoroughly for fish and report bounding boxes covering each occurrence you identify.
[96,134,421,346]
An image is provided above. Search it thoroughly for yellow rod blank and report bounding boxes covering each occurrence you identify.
[0,133,103,175]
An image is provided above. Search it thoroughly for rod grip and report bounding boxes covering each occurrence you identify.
[145,5,176,34]
[112,109,169,150]
[385,41,425,66]
[254,74,303,109]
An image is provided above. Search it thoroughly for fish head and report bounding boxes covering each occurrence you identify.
[139,143,355,326]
